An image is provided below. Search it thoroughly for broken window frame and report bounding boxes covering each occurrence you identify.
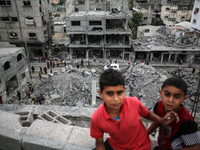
[0,0,11,6]
[23,1,31,6]
[3,61,11,71]
[29,33,37,38]
[71,21,81,26]
[9,31,18,38]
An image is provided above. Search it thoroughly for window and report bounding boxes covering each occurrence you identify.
[0,0,11,6]
[17,54,23,62]
[9,32,18,38]
[89,21,102,26]
[23,1,31,6]
[49,11,52,19]
[29,33,36,38]
[3,61,11,71]
[78,1,85,5]
[193,19,196,24]
[51,26,54,33]
[166,7,170,11]
[172,2,178,5]
[39,0,42,4]
[171,9,177,13]
[47,0,49,3]
[11,17,18,21]
[144,29,150,33]
[1,17,10,21]
[44,30,47,37]
[165,16,168,18]
[143,17,148,20]
[21,73,26,78]
[71,21,80,26]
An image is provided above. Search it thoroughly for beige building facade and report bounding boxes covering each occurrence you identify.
[0,0,54,60]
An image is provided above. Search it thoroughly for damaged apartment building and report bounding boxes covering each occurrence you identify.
[0,43,30,103]
[132,0,200,64]
[0,0,54,60]
[65,0,133,60]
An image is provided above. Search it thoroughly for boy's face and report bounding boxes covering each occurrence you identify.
[99,85,125,111]
[159,85,188,113]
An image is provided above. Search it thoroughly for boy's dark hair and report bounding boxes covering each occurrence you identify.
[99,69,124,92]
[162,77,188,95]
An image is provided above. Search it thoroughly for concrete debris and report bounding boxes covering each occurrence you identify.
[4,63,200,125]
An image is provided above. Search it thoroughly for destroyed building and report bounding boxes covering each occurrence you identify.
[0,0,54,60]
[65,0,133,60]
[132,7,153,25]
[160,0,194,26]
[0,43,30,103]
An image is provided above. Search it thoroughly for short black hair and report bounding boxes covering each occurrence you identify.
[162,77,188,95]
[99,69,124,92]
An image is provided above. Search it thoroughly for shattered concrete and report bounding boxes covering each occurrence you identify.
[3,62,200,129]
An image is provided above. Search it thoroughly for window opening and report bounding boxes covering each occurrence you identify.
[71,21,80,26]
[23,1,31,6]
[0,0,11,6]
[4,61,11,71]
[9,32,17,38]
[29,33,36,38]
[17,54,23,62]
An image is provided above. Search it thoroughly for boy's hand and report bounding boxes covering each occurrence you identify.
[161,111,179,125]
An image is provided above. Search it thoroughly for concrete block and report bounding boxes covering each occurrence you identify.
[23,119,73,150]
[38,110,71,125]
[67,126,95,148]
[0,110,25,150]
[15,111,34,127]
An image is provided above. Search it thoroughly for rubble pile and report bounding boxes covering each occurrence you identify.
[5,63,200,124]
[31,67,102,107]
[125,63,171,109]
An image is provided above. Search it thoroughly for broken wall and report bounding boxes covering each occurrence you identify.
[137,26,161,38]
[0,48,30,102]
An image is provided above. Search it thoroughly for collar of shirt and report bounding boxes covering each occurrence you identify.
[102,99,127,120]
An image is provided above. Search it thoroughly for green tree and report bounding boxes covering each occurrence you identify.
[59,0,65,5]
[151,17,165,26]
[128,12,143,39]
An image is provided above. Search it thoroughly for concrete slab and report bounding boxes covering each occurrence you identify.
[67,126,95,148]
[23,119,73,150]
[0,110,25,150]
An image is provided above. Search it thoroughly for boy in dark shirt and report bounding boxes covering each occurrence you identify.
[148,77,200,150]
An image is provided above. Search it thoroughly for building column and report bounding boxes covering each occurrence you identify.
[146,52,150,61]
[161,53,164,63]
[69,48,73,57]
[168,53,171,62]
[86,50,89,59]
[150,53,153,62]
[175,53,178,62]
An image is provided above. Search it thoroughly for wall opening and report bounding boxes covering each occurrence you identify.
[6,76,18,96]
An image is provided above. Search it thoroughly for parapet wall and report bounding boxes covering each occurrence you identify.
[0,105,158,150]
